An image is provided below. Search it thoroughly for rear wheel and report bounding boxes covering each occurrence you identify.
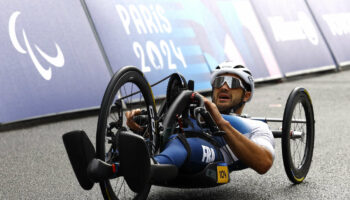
[282,87,315,184]
[96,66,158,200]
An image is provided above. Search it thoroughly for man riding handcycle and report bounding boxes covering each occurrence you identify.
[63,61,314,199]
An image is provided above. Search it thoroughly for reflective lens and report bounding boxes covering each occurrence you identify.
[212,76,245,89]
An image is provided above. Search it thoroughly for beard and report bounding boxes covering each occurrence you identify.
[212,92,245,114]
[217,105,232,114]
[213,95,234,114]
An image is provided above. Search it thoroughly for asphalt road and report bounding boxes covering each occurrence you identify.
[1,69,350,199]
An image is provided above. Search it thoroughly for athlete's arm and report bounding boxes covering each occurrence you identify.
[203,97,273,174]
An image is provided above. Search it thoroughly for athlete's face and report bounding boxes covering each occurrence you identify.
[212,74,250,114]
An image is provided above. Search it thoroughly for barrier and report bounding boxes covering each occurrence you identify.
[307,0,350,68]
[195,0,282,81]
[84,0,213,95]
[0,0,347,123]
[250,0,336,76]
[0,0,111,123]
[84,0,283,96]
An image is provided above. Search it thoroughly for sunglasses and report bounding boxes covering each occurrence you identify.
[212,76,245,89]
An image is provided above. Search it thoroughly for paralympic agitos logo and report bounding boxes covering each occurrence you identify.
[9,11,65,80]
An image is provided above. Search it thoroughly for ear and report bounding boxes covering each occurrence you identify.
[243,91,251,102]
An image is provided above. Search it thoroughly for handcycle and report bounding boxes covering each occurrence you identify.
[62,66,315,200]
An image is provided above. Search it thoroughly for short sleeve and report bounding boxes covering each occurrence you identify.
[250,122,275,160]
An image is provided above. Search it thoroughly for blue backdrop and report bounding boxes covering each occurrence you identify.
[251,0,336,75]
[0,0,348,123]
[307,0,350,67]
[0,0,111,123]
[85,0,212,96]
[84,0,283,96]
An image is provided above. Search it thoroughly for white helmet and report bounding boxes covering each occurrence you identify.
[210,61,254,102]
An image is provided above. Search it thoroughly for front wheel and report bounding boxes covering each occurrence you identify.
[96,66,158,200]
[282,87,315,184]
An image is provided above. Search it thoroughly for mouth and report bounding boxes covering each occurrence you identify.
[218,93,231,102]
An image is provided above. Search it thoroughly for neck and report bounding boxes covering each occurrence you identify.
[235,106,244,115]
[220,104,244,115]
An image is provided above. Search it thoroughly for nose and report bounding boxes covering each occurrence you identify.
[220,82,230,90]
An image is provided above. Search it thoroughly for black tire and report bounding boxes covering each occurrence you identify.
[282,87,315,184]
[166,73,187,109]
[96,66,158,200]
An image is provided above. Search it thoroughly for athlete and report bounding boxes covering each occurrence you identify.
[63,62,275,192]
[126,61,275,175]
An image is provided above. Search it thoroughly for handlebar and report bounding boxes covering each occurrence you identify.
[162,90,203,130]
[162,90,224,137]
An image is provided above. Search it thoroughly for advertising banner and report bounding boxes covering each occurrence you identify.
[84,0,283,96]
[193,0,282,81]
[251,0,336,75]
[84,0,212,95]
[307,0,350,67]
[0,0,111,123]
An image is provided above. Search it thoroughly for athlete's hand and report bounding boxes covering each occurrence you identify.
[198,94,227,130]
[125,109,144,132]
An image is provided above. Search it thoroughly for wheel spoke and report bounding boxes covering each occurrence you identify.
[290,101,308,169]
[282,89,314,183]
[96,69,156,198]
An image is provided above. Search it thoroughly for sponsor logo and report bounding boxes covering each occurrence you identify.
[248,76,254,83]
[323,13,350,36]
[148,105,156,135]
[201,145,215,163]
[268,12,319,45]
[9,11,65,80]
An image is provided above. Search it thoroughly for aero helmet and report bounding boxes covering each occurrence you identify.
[210,61,254,102]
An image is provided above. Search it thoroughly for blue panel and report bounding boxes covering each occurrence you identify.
[85,0,284,96]
[184,0,282,79]
[0,0,111,122]
[307,0,350,66]
[85,0,211,95]
[251,0,336,74]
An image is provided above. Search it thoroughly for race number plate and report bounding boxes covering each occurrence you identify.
[217,163,229,183]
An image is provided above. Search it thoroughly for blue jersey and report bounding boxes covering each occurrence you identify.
[183,114,275,165]
[154,114,275,172]
[220,115,275,164]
